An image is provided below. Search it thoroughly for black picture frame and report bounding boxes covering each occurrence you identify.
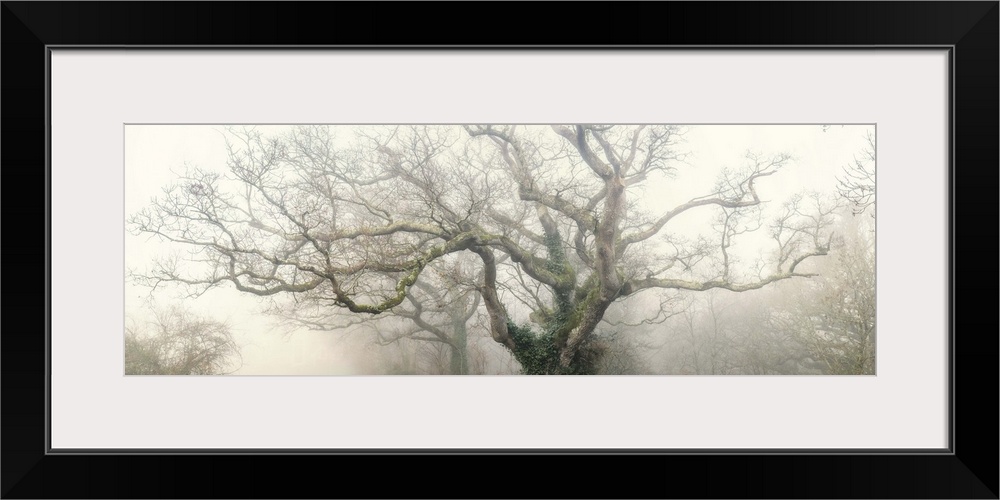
[3,2,996,498]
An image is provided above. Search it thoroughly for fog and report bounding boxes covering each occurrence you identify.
[124,124,874,375]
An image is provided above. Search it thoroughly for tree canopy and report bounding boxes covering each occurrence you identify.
[129,125,843,374]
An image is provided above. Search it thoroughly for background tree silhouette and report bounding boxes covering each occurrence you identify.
[125,307,242,375]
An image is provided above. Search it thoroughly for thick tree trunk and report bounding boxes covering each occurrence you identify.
[558,173,626,370]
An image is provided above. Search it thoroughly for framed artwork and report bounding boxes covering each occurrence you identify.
[3,2,995,498]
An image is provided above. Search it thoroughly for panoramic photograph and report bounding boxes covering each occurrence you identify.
[125,124,875,375]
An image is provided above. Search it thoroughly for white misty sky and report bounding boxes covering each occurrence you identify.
[124,124,873,375]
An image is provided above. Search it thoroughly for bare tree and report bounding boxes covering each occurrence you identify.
[129,125,835,374]
[837,130,875,217]
[125,307,242,375]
